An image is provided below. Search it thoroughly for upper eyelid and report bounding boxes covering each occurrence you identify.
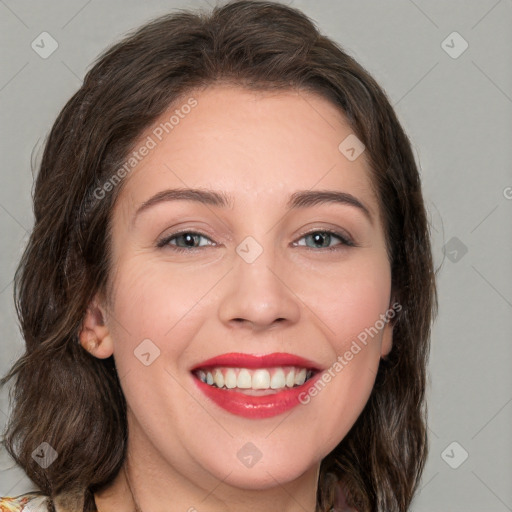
[294,226,353,243]
[157,230,216,247]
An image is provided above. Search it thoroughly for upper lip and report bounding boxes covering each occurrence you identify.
[190,352,323,372]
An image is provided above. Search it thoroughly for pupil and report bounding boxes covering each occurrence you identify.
[313,232,329,247]
[185,234,196,247]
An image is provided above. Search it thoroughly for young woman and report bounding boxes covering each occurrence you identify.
[0,1,437,511]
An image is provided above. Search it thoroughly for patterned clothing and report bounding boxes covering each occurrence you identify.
[0,493,50,512]
[1,487,358,511]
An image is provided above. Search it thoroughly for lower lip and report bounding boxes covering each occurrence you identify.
[192,372,323,419]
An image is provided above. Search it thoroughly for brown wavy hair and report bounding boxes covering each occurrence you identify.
[1,1,437,511]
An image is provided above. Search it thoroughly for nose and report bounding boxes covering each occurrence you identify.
[217,242,301,332]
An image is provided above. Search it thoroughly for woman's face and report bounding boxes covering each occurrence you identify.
[95,85,393,490]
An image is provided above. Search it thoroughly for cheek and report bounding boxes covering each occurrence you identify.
[106,255,222,363]
[294,256,391,446]
[294,254,392,346]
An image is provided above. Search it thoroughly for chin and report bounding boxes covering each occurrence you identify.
[201,447,319,490]
[219,466,307,490]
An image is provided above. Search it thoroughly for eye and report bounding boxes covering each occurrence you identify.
[157,231,215,251]
[157,229,355,252]
[294,230,355,250]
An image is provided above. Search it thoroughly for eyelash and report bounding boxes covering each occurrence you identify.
[156,229,356,252]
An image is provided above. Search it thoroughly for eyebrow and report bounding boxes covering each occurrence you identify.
[134,188,373,225]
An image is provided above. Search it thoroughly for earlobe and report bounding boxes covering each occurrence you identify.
[380,321,393,358]
[79,296,114,359]
[381,296,399,358]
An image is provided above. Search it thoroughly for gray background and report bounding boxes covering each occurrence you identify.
[1,1,511,510]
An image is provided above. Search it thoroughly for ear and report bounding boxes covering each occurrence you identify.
[380,298,398,358]
[380,320,393,358]
[79,294,114,359]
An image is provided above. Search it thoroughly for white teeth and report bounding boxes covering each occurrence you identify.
[196,366,314,391]
[224,368,237,389]
[252,369,271,389]
[237,369,252,389]
[270,368,285,389]
[213,369,224,388]
[285,369,295,388]
[294,368,307,386]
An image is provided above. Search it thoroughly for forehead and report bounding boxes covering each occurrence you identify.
[114,85,379,222]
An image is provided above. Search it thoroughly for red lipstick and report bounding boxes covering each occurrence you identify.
[191,352,323,419]
[191,352,321,371]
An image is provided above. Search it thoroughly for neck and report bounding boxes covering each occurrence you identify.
[94,413,320,512]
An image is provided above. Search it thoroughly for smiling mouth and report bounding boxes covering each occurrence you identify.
[189,352,324,417]
[193,366,317,395]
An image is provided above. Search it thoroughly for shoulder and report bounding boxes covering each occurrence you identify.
[0,493,51,512]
